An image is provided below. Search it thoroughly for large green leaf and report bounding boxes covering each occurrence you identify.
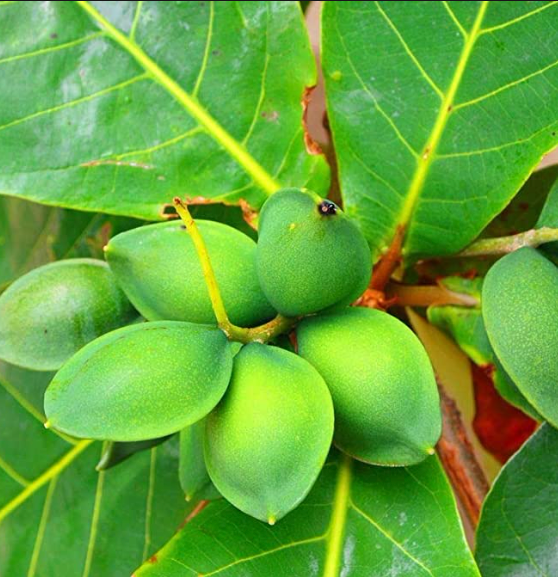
[476,424,558,576]
[0,364,192,576]
[136,453,479,577]
[323,1,558,260]
[0,1,328,218]
[0,196,140,292]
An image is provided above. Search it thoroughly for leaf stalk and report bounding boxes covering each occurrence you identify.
[457,227,558,258]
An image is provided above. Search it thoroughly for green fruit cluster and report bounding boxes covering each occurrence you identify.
[0,188,441,524]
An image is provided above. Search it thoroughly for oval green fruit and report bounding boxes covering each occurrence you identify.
[256,188,371,316]
[45,321,233,441]
[297,308,441,466]
[105,221,275,327]
[482,247,558,426]
[205,343,334,523]
[0,259,136,371]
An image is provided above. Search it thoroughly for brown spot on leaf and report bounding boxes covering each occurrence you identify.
[261,110,279,122]
[148,555,158,564]
[50,32,58,39]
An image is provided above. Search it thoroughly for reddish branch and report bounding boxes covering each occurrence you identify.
[370,225,405,292]
[436,384,489,528]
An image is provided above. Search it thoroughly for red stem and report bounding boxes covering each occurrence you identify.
[436,384,489,528]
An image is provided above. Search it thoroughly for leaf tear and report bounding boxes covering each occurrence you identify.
[302,85,324,156]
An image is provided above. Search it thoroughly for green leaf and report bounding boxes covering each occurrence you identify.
[45,322,233,441]
[322,1,558,260]
[0,196,141,292]
[96,436,172,471]
[136,453,479,577]
[476,423,558,577]
[0,365,193,577]
[0,1,328,218]
[482,247,558,426]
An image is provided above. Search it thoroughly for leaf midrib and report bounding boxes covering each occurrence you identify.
[166,456,451,577]
[397,1,489,245]
[75,1,281,197]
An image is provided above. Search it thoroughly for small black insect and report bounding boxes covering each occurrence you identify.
[318,200,338,216]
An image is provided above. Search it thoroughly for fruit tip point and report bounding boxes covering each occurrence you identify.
[44,419,51,429]
[185,494,192,502]
[426,447,435,456]
[267,515,276,526]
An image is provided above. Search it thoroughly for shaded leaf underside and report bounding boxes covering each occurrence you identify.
[323,1,558,260]
[0,195,141,292]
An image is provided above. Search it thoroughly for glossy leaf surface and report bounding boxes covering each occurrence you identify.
[323,1,558,259]
[137,453,479,577]
[476,424,558,577]
[0,1,328,218]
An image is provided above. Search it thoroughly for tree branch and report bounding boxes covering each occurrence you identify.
[457,227,558,258]
[436,383,489,529]
[370,225,405,292]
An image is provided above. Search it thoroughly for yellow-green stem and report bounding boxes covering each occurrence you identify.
[457,227,558,258]
[173,197,232,332]
[172,198,295,343]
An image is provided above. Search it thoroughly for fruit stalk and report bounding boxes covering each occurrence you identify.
[456,226,558,258]
[173,197,295,344]
[436,384,489,529]
[173,198,232,331]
